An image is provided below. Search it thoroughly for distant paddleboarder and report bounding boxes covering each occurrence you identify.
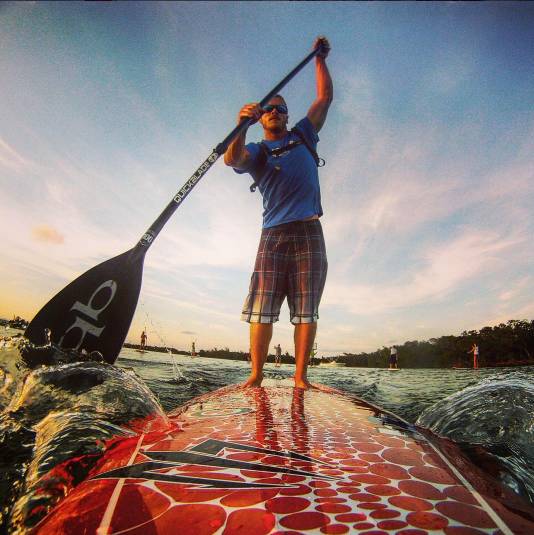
[224,36,333,389]
[468,343,479,369]
[389,346,398,369]
[191,341,197,357]
[140,330,147,349]
[308,342,318,366]
[274,343,282,367]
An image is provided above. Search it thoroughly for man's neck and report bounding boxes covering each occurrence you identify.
[263,128,288,141]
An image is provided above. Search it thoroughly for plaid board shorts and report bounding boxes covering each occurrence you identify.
[242,219,328,325]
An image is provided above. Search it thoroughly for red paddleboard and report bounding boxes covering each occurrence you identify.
[33,379,534,534]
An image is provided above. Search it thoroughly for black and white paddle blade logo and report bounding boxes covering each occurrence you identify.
[59,280,117,350]
[93,439,337,489]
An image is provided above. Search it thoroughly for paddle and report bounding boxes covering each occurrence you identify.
[25,43,325,364]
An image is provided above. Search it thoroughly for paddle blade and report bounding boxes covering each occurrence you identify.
[25,248,145,364]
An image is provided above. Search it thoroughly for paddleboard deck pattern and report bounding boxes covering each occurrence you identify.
[34,381,534,534]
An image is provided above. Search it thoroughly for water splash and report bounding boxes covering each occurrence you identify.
[417,375,534,502]
[170,350,188,383]
[16,327,106,370]
[0,338,171,534]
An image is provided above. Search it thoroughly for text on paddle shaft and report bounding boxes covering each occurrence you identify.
[173,152,218,204]
[141,232,155,245]
[59,280,117,349]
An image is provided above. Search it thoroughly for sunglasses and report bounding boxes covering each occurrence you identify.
[263,104,288,114]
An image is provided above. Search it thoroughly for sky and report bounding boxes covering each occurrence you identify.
[1,1,534,356]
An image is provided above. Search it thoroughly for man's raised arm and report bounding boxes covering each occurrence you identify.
[307,36,333,134]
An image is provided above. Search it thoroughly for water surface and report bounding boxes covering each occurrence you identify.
[1,332,533,532]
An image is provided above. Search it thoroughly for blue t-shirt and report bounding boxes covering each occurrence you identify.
[234,117,323,228]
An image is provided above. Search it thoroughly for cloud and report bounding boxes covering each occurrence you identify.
[0,136,36,174]
[325,73,534,234]
[499,276,531,302]
[323,229,523,315]
[181,330,196,335]
[31,225,64,244]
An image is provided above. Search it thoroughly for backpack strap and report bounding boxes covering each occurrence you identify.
[249,142,269,192]
[291,126,325,167]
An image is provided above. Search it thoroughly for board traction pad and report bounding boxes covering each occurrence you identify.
[34,379,534,534]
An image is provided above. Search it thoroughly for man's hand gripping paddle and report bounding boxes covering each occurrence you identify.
[25,42,327,364]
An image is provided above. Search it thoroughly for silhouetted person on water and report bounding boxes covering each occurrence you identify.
[389,346,398,369]
[140,330,147,349]
[224,36,333,389]
[274,344,282,367]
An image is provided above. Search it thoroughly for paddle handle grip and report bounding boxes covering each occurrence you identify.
[136,44,323,251]
[215,46,322,155]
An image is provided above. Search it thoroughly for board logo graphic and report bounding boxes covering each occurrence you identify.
[93,439,337,489]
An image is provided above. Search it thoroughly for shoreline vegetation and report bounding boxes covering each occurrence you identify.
[3,317,533,369]
[125,319,534,369]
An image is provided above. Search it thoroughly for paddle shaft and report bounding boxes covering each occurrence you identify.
[135,46,322,252]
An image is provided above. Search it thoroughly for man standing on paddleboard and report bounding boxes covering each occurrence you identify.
[224,37,333,389]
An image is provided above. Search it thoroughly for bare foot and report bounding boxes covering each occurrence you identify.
[242,374,263,388]
[293,377,312,389]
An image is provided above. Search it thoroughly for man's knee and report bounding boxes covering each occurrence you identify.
[250,322,273,339]
[294,321,317,331]
[251,322,274,331]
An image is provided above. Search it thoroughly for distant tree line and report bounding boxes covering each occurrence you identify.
[124,319,534,369]
[337,319,534,369]
[123,343,191,356]
[198,347,249,362]
[194,348,322,366]
[124,343,302,364]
